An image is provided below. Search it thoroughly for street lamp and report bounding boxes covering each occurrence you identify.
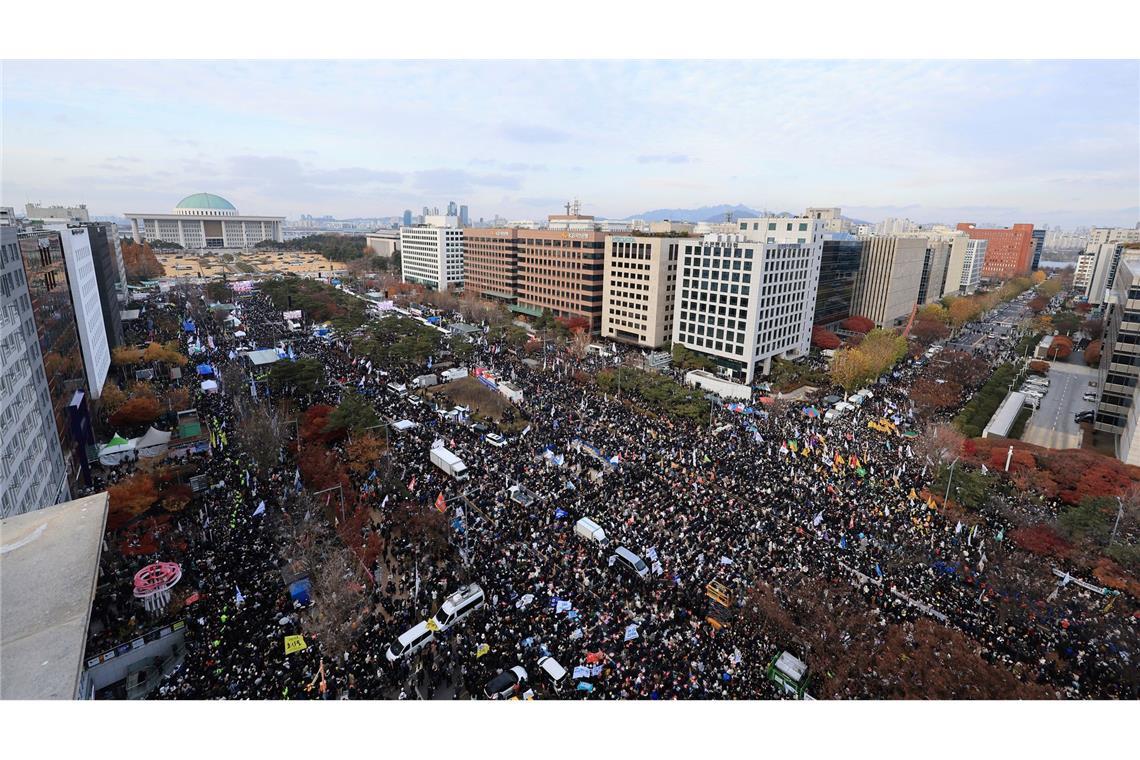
[1109,497,1124,546]
[944,455,961,504]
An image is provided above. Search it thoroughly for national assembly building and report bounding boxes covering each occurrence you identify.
[126,193,284,249]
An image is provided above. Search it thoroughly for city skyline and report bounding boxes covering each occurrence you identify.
[2,60,1137,228]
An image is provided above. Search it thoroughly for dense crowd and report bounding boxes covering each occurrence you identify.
[84,283,1136,700]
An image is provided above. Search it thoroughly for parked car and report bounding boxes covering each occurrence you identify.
[1082,392,1098,402]
[1021,389,1044,399]
[485,433,507,448]
[485,666,528,699]
[1075,410,1095,423]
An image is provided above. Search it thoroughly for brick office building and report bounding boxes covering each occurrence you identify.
[956,222,1035,280]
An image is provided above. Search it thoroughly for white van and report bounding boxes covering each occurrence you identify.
[611,546,649,580]
[430,584,486,632]
[386,621,434,662]
[575,517,608,545]
[386,381,408,397]
[537,656,568,691]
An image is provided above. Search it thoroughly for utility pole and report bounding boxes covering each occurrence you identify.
[1109,497,1124,546]
[944,455,961,503]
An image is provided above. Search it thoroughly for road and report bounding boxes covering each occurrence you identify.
[1021,360,1098,449]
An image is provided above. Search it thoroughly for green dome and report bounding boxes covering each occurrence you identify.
[175,193,236,211]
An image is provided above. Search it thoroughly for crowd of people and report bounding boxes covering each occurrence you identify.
[83,281,1136,700]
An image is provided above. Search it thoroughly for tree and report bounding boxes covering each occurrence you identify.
[164,387,191,411]
[302,545,368,658]
[1045,335,1073,360]
[109,396,162,427]
[829,348,872,394]
[345,434,385,476]
[1053,311,1081,335]
[112,346,146,366]
[1028,296,1049,313]
[121,241,164,281]
[911,377,963,418]
[100,381,128,416]
[918,303,949,323]
[1032,270,1047,284]
[107,474,159,526]
[840,315,874,334]
[1082,319,1104,341]
[948,297,980,330]
[1084,340,1102,367]
[236,401,286,477]
[143,341,188,366]
[810,326,841,350]
[910,317,950,344]
[324,390,380,435]
[915,423,965,465]
[268,357,325,396]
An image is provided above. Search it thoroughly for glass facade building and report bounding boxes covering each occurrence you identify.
[814,237,862,326]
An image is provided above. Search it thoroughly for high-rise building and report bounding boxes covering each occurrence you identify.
[459,205,469,227]
[1094,249,1140,465]
[672,217,823,383]
[0,228,72,516]
[1089,227,1140,246]
[399,217,463,290]
[403,209,413,227]
[602,233,689,348]
[1031,228,1045,271]
[911,235,953,306]
[17,229,94,494]
[55,226,110,399]
[875,217,918,236]
[956,222,1036,280]
[851,236,927,327]
[25,203,89,223]
[515,226,606,331]
[813,233,862,326]
[958,239,987,295]
[127,193,284,249]
[447,201,458,217]
[1074,253,1096,290]
[82,223,125,352]
[462,228,519,304]
[1,207,19,227]
[1084,242,1125,306]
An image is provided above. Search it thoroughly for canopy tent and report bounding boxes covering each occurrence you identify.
[391,420,418,432]
[233,330,247,338]
[200,379,219,393]
[196,363,214,376]
[120,309,141,321]
[244,349,280,367]
[97,434,137,466]
[182,320,195,332]
[224,314,241,325]
[134,426,173,458]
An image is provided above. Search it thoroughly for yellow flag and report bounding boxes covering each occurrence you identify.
[908,488,917,501]
[475,643,490,659]
[425,618,440,632]
[284,635,308,655]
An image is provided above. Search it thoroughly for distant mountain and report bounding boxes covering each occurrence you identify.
[623,204,764,223]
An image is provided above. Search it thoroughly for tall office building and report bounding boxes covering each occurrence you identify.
[399,217,463,290]
[17,229,93,495]
[671,217,823,383]
[1089,227,1140,246]
[447,201,458,217]
[515,225,606,331]
[0,228,71,516]
[1074,253,1096,290]
[1094,249,1140,465]
[956,222,1036,280]
[0,207,16,227]
[958,239,987,295]
[463,228,519,304]
[1031,228,1045,271]
[1084,242,1125,306]
[602,233,689,348]
[402,209,413,227]
[82,222,125,352]
[24,203,89,223]
[851,236,927,327]
[459,205,469,227]
[55,226,110,399]
[911,235,953,306]
[813,233,863,326]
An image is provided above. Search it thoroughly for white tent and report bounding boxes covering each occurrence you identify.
[234,330,247,338]
[392,420,418,432]
[200,379,220,393]
[134,426,173,458]
[98,433,137,466]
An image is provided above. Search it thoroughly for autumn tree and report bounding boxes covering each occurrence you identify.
[236,400,287,477]
[107,473,159,527]
[112,346,146,366]
[948,297,981,330]
[109,396,162,427]
[911,377,963,418]
[345,433,385,476]
[910,317,950,344]
[100,381,128,416]
[1082,319,1104,341]
[840,315,874,334]
[164,387,191,411]
[811,326,841,350]
[914,423,965,465]
[1084,339,1102,367]
[302,546,369,658]
[1045,335,1073,360]
[1028,296,1049,313]
[121,241,164,282]
[829,348,872,395]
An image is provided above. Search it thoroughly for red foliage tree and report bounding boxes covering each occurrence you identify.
[840,315,875,334]
[811,326,841,350]
[107,473,159,529]
[557,315,591,332]
[1084,339,1102,367]
[910,318,950,344]
[1045,335,1073,360]
[109,396,162,428]
[1028,296,1049,313]
[911,377,963,417]
[299,403,340,445]
[1011,524,1072,559]
[1028,360,1050,374]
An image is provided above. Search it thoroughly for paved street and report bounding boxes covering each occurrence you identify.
[1021,360,1098,449]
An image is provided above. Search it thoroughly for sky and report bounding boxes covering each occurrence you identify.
[2,60,1137,228]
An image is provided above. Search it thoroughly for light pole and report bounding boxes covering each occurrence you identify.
[1109,497,1124,546]
[944,455,961,504]
[313,484,345,524]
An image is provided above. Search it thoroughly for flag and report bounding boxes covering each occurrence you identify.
[252,500,266,517]
[284,635,308,654]
[435,492,447,513]
[294,468,302,492]
[565,480,576,491]
[556,600,573,614]
[235,585,245,606]
[624,624,639,641]
[720,556,733,565]
[908,487,917,501]
[874,564,883,578]
[590,664,604,677]
[554,508,568,519]
[521,425,531,438]
[839,535,847,550]
[475,643,490,659]
[408,476,417,491]
[250,380,257,398]
[573,665,591,680]
[981,463,989,474]
[425,618,440,632]
[812,511,823,527]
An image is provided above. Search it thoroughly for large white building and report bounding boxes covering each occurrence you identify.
[55,226,110,399]
[0,228,71,517]
[1074,252,1096,290]
[1084,242,1126,306]
[1089,227,1140,246]
[958,238,987,295]
[126,193,284,249]
[672,217,823,384]
[399,217,463,290]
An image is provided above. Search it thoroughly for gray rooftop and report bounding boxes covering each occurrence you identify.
[1,492,108,699]
[244,349,281,366]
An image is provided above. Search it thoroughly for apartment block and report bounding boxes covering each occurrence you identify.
[1089,227,1140,246]
[515,228,606,331]
[956,222,1035,280]
[602,233,689,348]
[851,236,927,327]
[672,217,823,384]
[1074,253,1096,290]
[1094,250,1140,465]
[463,228,519,304]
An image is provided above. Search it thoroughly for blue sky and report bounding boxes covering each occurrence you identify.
[2,60,1137,227]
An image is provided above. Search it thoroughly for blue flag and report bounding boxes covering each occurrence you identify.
[554,508,568,519]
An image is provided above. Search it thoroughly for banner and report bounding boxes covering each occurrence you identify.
[231,280,254,293]
[573,665,591,680]
[282,310,303,320]
[435,492,447,513]
[284,635,308,654]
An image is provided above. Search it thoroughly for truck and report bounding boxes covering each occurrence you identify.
[441,367,469,383]
[684,370,752,402]
[430,446,469,481]
[413,373,438,389]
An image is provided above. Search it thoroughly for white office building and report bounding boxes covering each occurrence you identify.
[672,217,823,384]
[126,193,284,249]
[55,226,110,399]
[1074,253,1096,290]
[959,238,987,295]
[0,228,71,517]
[399,218,464,290]
[1085,242,1126,306]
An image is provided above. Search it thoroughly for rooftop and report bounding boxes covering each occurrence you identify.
[175,192,236,212]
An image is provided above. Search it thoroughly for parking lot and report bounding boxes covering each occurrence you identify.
[1020,361,1099,449]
